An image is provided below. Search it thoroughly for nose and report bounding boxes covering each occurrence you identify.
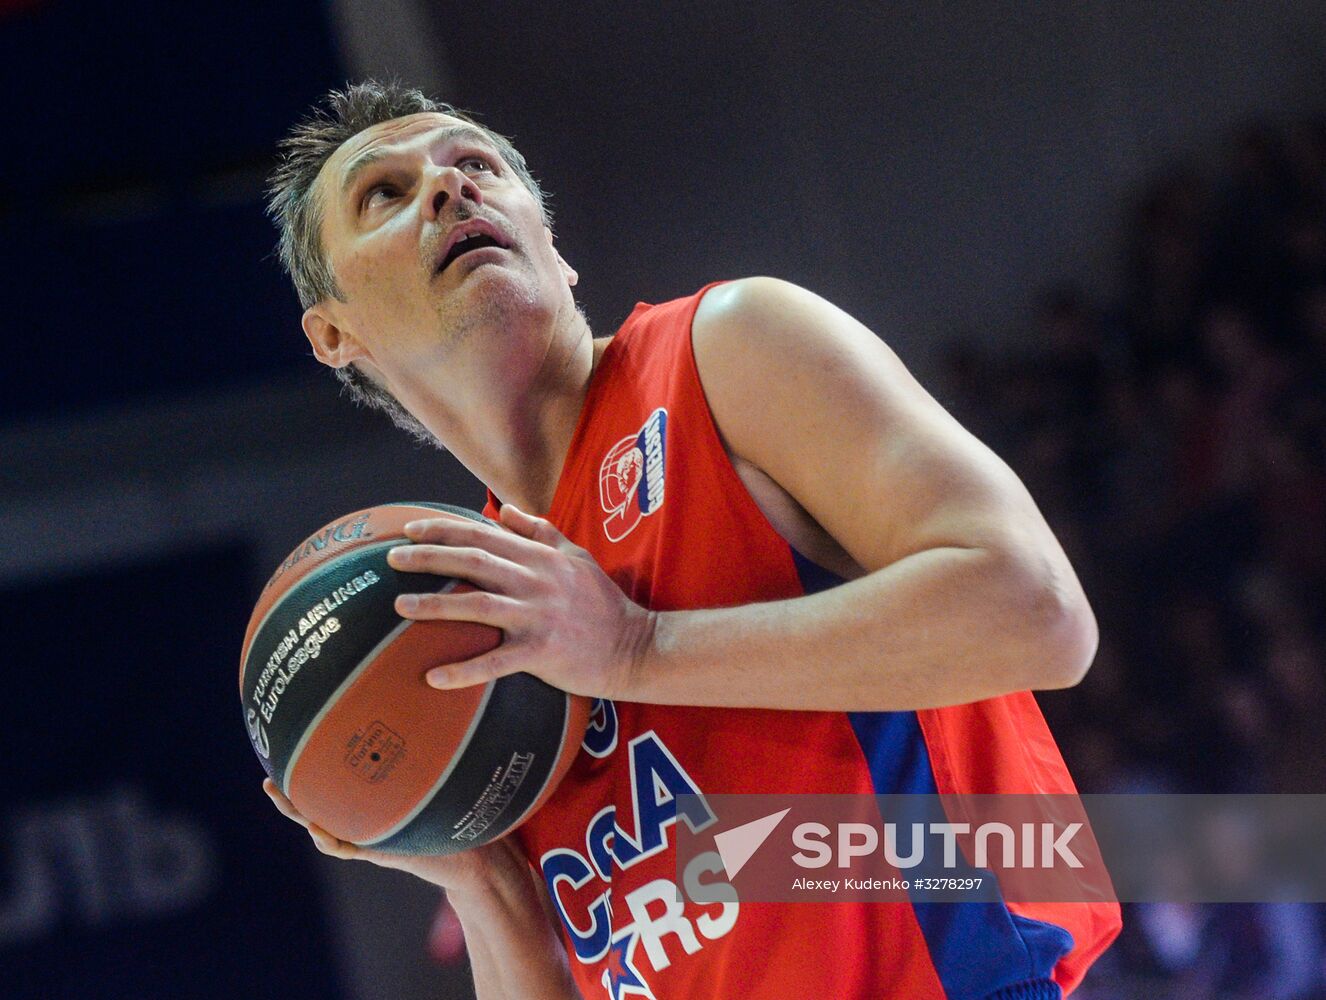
[424,165,482,219]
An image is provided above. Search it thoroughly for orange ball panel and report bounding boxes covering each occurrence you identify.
[284,617,501,844]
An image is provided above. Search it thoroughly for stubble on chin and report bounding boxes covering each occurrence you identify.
[432,264,548,350]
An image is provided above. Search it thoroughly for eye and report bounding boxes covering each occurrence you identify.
[363,182,401,209]
[458,155,494,174]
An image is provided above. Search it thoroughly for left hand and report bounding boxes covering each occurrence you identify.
[386,504,655,698]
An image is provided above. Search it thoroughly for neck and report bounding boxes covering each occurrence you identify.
[432,304,608,515]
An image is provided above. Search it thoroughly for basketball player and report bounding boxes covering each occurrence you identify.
[263,81,1120,998]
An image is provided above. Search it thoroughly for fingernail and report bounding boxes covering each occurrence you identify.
[387,546,406,563]
[403,520,422,532]
[426,667,450,687]
[398,594,419,612]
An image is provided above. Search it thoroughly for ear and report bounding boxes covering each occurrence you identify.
[302,303,366,368]
[546,226,578,288]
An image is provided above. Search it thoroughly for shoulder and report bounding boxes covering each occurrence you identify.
[694,276,843,343]
[692,276,893,379]
[689,276,909,425]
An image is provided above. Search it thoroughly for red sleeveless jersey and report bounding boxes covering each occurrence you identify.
[486,284,1121,999]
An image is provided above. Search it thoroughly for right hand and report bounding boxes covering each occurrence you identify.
[262,779,528,895]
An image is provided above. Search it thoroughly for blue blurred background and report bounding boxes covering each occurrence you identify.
[3,2,1324,997]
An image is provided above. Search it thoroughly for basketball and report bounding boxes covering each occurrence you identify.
[238,502,591,855]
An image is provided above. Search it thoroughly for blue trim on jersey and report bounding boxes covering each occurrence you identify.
[788,547,843,597]
[789,547,1073,1000]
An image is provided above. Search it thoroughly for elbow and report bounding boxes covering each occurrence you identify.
[998,550,1099,691]
[1034,591,1098,690]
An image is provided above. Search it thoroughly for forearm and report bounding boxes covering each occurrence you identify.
[625,545,1096,711]
[448,865,579,1000]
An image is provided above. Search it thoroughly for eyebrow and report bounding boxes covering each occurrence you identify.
[339,124,499,198]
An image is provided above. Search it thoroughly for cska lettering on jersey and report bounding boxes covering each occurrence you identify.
[540,699,738,1000]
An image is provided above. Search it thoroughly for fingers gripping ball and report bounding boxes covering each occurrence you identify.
[238,502,591,855]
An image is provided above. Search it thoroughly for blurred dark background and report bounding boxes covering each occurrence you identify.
[3,2,1324,998]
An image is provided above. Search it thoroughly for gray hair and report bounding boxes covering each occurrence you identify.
[266,80,550,442]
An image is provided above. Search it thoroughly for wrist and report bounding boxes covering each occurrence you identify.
[612,605,660,702]
[414,838,527,904]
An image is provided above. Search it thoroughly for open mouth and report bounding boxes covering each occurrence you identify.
[437,231,509,274]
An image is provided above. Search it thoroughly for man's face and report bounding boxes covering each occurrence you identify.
[305,113,577,419]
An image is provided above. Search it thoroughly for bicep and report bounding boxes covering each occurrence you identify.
[692,278,1052,573]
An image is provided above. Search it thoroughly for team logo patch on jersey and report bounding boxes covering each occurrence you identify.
[599,408,668,541]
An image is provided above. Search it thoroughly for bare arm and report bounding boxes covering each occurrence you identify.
[448,862,580,1000]
[389,277,1096,711]
[626,276,1096,709]
[264,780,578,1000]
